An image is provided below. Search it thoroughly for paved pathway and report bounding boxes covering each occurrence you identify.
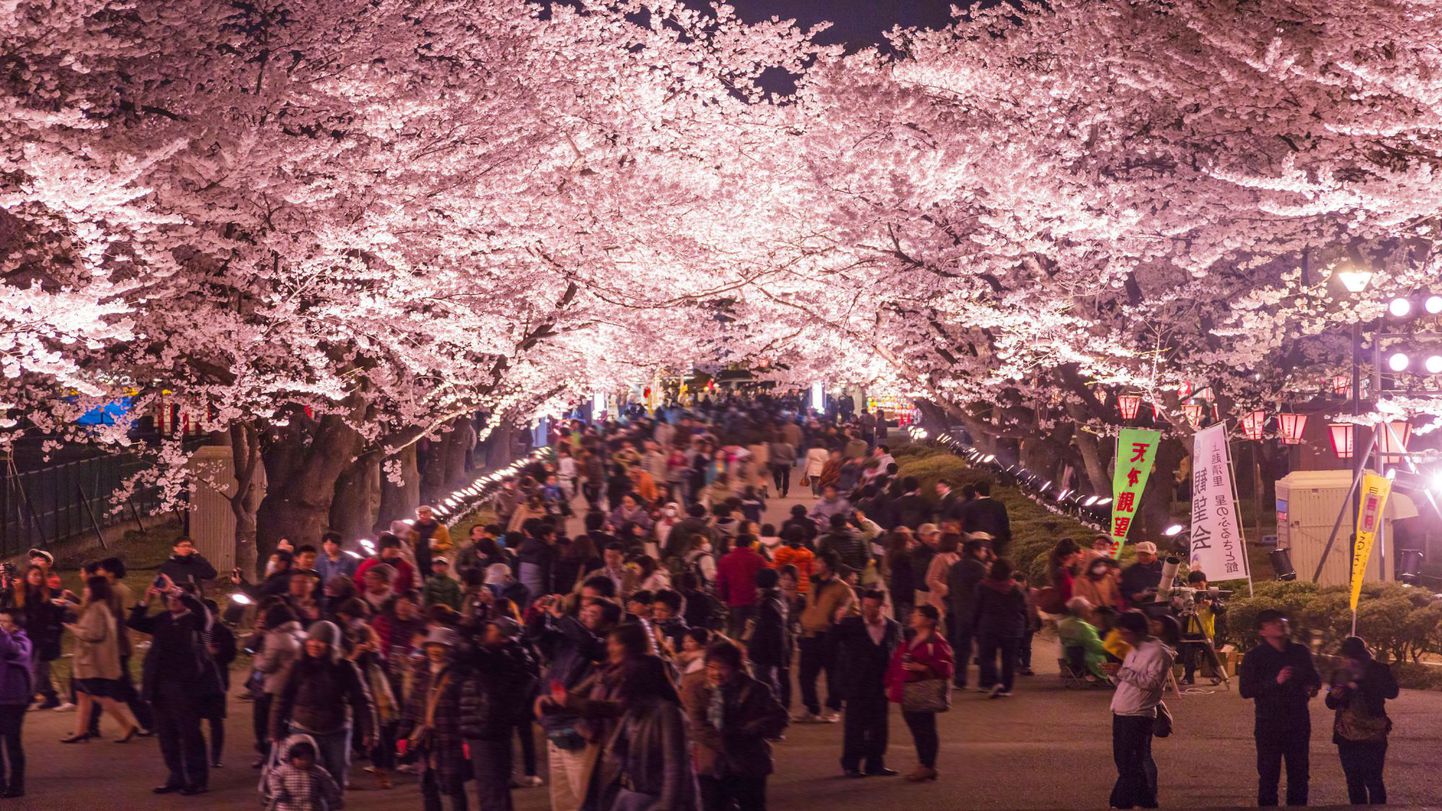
[20,478,1442,809]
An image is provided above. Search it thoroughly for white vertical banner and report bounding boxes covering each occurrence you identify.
[1188,424,1250,582]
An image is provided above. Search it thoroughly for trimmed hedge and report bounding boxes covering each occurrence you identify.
[1226,579,1442,666]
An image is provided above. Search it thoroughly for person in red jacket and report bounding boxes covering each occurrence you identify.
[716,534,768,637]
[353,534,416,595]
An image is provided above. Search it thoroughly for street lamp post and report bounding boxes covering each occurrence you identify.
[1338,267,1373,581]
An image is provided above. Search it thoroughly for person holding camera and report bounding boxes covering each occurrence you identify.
[1325,636,1398,805]
[1239,608,1321,807]
[0,608,32,797]
[129,577,223,795]
[1177,570,1224,685]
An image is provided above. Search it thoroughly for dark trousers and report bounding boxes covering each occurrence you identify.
[727,605,755,639]
[901,710,938,768]
[252,694,274,756]
[469,737,513,811]
[1110,714,1158,809]
[1019,629,1034,669]
[153,682,208,790]
[841,694,889,772]
[949,623,974,688]
[0,704,24,792]
[1180,640,1208,681]
[422,768,470,811]
[770,465,791,497]
[699,773,767,811]
[977,634,1020,692]
[372,720,398,770]
[1256,725,1309,806]
[513,717,538,776]
[33,657,57,702]
[206,717,224,764]
[1337,741,1387,805]
[798,633,839,715]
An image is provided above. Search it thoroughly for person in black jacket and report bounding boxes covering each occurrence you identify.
[946,539,989,689]
[958,481,1011,555]
[128,585,222,795]
[832,589,900,777]
[780,504,818,550]
[156,538,219,596]
[1324,635,1398,805]
[748,569,790,703]
[462,618,537,811]
[1239,609,1321,807]
[972,558,1027,698]
[890,477,929,531]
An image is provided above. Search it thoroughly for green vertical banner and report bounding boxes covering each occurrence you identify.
[1110,428,1162,558]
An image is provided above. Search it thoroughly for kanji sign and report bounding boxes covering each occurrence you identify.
[1188,423,1250,582]
[1351,472,1392,612]
[1111,428,1161,558]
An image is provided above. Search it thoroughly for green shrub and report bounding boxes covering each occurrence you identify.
[1224,580,1442,665]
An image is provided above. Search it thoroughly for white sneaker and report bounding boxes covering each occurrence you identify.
[821,711,841,723]
[997,690,1013,697]
[52,702,76,712]
[517,775,543,788]
[792,711,823,723]
[987,685,1004,699]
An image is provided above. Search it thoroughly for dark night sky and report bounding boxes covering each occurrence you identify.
[723,0,960,48]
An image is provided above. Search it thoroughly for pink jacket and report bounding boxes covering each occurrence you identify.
[885,632,955,703]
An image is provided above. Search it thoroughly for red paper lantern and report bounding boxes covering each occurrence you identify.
[1183,402,1204,427]
[1118,393,1142,421]
[1277,413,1308,445]
[1328,423,1355,460]
[1331,375,1350,397]
[1241,410,1266,441]
[1178,380,1194,399]
[1378,419,1412,463]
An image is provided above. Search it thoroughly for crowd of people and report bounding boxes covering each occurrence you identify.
[0,391,1408,810]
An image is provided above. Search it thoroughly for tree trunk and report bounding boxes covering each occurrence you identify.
[331,451,381,544]
[226,422,264,578]
[442,417,470,489]
[377,444,420,532]
[256,408,365,570]
[484,422,517,469]
[1138,436,1187,548]
[419,432,447,506]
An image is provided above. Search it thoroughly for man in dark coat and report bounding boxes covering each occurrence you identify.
[156,538,218,596]
[748,569,791,706]
[946,539,989,689]
[832,589,900,777]
[958,481,1012,555]
[1239,609,1321,807]
[128,586,222,795]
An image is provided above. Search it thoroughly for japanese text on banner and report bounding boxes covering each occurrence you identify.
[1188,424,1249,581]
[1350,472,1392,611]
[1110,428,1161,558]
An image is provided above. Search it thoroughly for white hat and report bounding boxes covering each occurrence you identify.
[1133,541,1158,555]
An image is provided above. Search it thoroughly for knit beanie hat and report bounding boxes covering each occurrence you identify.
[306,620,340,649]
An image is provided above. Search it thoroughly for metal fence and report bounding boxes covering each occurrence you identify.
[0,451,164,558]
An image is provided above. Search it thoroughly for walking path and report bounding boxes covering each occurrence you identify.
[20,481,1442,809]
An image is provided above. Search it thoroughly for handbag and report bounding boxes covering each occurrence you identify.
[1335,703,1390,743]
[901,678,952,713]
[1153,701,1174,738]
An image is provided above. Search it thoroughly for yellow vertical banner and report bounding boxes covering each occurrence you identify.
[1350,472,1393,611]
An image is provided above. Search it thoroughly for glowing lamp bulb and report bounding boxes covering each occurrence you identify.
[1389,297,1412,318]
[230,592,254,605]
[1388,352,1410,372]
[1427,356,1442,375]
[1426,295,1442,315]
